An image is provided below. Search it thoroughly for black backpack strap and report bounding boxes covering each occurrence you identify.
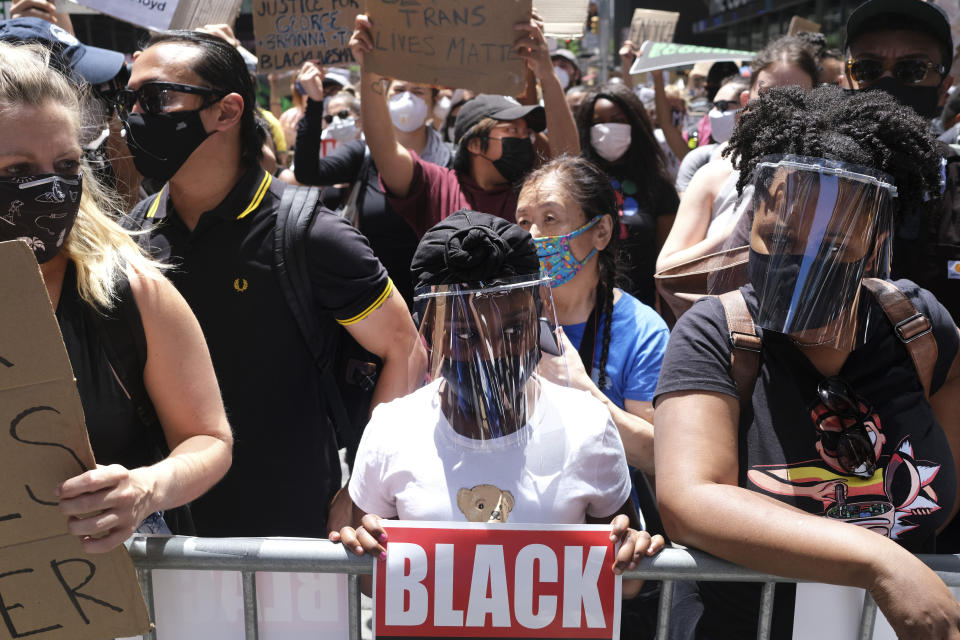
[273,184,353,444]
[862,278,938,399]
[718,290,762,412]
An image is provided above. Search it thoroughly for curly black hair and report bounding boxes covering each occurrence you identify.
[724,84,942,214]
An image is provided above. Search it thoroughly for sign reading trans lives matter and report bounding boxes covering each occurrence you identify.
[253,0,361,72]
[0,240,150,640]
[629,41,754,74]
[365,0,532,96]
[374,522,622,639]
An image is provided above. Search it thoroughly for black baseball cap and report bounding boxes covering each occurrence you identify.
[453,94,546,145]
[0,18,125,85]
[845,0,954,67]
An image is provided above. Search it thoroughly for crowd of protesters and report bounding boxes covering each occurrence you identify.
[1,0,959,637]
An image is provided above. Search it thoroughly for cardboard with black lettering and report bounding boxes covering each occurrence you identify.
[253,0,361,72]
[364,0,532,96]
[373,521,621,639]
[0,240,150,640]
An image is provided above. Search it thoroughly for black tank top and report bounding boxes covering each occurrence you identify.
[55,262,162,470]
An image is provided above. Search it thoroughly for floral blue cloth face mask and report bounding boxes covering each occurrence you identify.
[534,215,602,287]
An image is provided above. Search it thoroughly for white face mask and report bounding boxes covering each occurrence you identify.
[708,107,740,143]
[389,91,429,133]
[554,65,571,90]
[590,123,632,163]
[321,115,360,142]
[433,96,452,123]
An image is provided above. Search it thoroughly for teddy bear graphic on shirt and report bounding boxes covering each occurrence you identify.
[457,484,515,523]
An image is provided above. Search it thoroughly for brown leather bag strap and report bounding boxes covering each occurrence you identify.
[718,290,762,411]
[862,278,938,399]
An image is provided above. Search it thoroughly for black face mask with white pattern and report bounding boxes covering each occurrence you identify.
[0,174,83,263]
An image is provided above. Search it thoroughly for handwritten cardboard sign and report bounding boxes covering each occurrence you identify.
[365,0,532,96]
[0,240,150,640]
[252,0,361,72]
[630,41,754,75]
[628,9,679,46]
[373,521,621,639]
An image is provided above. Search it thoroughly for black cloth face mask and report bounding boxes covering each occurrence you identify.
[849,77,942,119]
[121,110,210,183]
[490,136,535,184]
[0,174,83,264]
[748,249,865,334]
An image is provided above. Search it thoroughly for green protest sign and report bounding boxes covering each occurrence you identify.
[629,41,754,74]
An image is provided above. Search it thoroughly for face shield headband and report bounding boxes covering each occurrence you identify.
[745,155,897,351]
[413,275,550,450]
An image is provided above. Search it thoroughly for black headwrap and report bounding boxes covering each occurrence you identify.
[411,209,540,288]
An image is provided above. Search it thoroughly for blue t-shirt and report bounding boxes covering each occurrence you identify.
[562,290,669,409]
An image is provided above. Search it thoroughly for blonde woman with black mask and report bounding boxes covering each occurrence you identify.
[0,42,232,552]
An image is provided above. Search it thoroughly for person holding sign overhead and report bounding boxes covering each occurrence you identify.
[0,41,233,551]
[347,11,580,238]
[331,211,664,599]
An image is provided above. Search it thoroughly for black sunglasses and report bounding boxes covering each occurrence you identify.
[113,82,225,116]
[846,57,947,86]
[815,376,877,477]
[323,110,353,124]
[711,99,739,113]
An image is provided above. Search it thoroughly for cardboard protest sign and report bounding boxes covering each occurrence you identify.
[373,521,621,639]
[539,0,591,39]
[628,9,679,46]
[630,41,754,75]
[788,16,821,36]
[0,240,150,640]
[253,0,361,72]
[365,0,532,96]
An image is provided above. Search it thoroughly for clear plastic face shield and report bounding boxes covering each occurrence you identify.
[413,275,553,450]
[745,155,897,351]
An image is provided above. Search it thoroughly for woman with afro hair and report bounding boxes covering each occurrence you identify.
[654,84,960,638]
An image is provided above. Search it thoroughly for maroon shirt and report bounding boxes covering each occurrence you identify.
[384,151,518,238]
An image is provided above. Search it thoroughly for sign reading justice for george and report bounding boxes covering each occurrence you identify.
[364,0,532,96]
[374,522,622,639]
[0,240,150,640]
[253,0,361,72]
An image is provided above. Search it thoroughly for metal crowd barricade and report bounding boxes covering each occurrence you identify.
[126,535,960,640]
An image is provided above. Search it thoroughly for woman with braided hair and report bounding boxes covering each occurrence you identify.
[655,84,960,638]
[518,156,671,637]
[517,156,669,475]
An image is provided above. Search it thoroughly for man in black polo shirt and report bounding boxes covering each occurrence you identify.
[120,31,425,537]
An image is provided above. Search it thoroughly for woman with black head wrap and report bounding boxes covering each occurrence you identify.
[330,209,664,598]
[655,85,960,638]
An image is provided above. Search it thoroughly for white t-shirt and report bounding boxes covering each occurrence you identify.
[348,377,632,524]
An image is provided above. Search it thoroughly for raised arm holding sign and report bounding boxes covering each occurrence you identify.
[349,10,579,235]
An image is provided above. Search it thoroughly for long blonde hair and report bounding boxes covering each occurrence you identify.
[0,41,163,310]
